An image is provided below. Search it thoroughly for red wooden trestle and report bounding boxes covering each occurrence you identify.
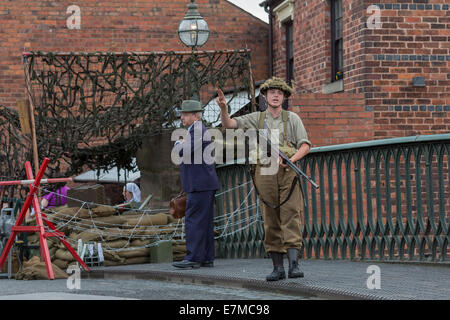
[0,157,90,279]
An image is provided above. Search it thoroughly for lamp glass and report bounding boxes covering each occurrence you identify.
[178,1,209,48]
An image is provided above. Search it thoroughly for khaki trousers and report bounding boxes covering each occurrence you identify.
[254,165,303,254]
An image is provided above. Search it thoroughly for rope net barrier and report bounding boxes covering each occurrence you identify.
[22,181,262,266]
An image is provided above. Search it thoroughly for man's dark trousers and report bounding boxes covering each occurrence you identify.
[179,121,219,263]
[184,190,215,263]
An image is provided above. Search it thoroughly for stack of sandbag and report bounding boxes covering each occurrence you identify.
[172,240,187,262]
[15,256,68,280]
[24,204,187,267]
[1,249,21,274]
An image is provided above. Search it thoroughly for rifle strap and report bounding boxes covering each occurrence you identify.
[249,166,299,210]
[257,110,289,145]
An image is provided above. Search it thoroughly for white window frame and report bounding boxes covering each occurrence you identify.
[273,0,295,27]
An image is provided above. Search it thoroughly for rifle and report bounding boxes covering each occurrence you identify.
[246,131,319,210]
[258,131,319,190]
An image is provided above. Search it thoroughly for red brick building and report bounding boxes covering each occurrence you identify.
[261,0,449,146]
[0,0,269,109]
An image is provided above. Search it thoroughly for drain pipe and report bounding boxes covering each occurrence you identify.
[261,1,274,77]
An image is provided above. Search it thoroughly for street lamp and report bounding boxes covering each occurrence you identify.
[178,0,210,49]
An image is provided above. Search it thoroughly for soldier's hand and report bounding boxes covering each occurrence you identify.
[278,156,288,168]
[216,88,227,111]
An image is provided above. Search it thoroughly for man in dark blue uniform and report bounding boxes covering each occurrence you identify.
[172,100,220,269]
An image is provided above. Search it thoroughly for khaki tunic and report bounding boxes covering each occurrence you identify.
[234,110,310,253]
[234,110,311,149]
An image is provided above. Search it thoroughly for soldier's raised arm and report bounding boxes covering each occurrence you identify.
[216,88,238,129]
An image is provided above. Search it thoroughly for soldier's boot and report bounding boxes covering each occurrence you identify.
[287,248,304,278]
[266,252,286,281]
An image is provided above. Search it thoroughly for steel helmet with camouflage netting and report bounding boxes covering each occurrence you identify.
[260,77,294,98]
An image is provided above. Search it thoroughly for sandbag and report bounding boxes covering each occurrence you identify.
[102,228,124,241]
[173,244,187,253]
[103,250,125,263]
[121,213,168,228]
[103,239,129,249]
[26,233,39,245]
[90,206,117,217]
[117,248,150,259]
[173,253,185,261]
[76,215,126,229]
[136,226,176,236]
[46,237,58,248]
[53,259,69,270]
[166,213,179,224]
[51,206,93,220]
[130,239,153,247]
[1,251,20,274]
[104,256,149,266]
[49,247,58,260]
[92,215,126,225]
[73,228,105,243]
[55,249,76,262]
[15,262,68,280]
[23,256,41,269]
[103,260,124,267]
[103,256,150,267]
[123,256,149,265]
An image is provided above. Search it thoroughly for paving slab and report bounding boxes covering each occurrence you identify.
[81,258,450,300]
[0,292,137,300]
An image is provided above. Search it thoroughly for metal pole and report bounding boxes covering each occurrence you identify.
[7,250,11,279]
[22,54,40,178]
[0,178,71,186]
[248,57,257,113]
[22,49,251,57]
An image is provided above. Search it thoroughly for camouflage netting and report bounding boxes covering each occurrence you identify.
[0,107,33,198]
[0,50,253,179]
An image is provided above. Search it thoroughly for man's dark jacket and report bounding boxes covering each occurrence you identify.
[179,121,220,193]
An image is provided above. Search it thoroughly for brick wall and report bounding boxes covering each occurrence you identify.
[0,0,269,109]
[266,0,449,262]
[268,0,449,145]
[270,0,372,147]
[271,0,368,94]
[291,92,373,146]
[363,1,450,138]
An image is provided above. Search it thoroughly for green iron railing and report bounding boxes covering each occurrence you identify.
[215,134,450,262]
[214,163,265,259]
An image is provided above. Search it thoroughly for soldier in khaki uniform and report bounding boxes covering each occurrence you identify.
[217,77,311,281]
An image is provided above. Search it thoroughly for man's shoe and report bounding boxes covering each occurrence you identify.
[266,252,286,281]
[287,248,304,278]
[172,260,201,269]
[201,261,214,267]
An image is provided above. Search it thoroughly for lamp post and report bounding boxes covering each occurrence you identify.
[178,0,210,101]
[178,0,210,50]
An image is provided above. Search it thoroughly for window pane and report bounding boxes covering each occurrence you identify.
[288,42,293,60]
[336,40,343,70]
[335,0,342,19]
[285,21,294,83]
[289,58,294,82]
[335,17,342,39]
[286,23,293,59]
